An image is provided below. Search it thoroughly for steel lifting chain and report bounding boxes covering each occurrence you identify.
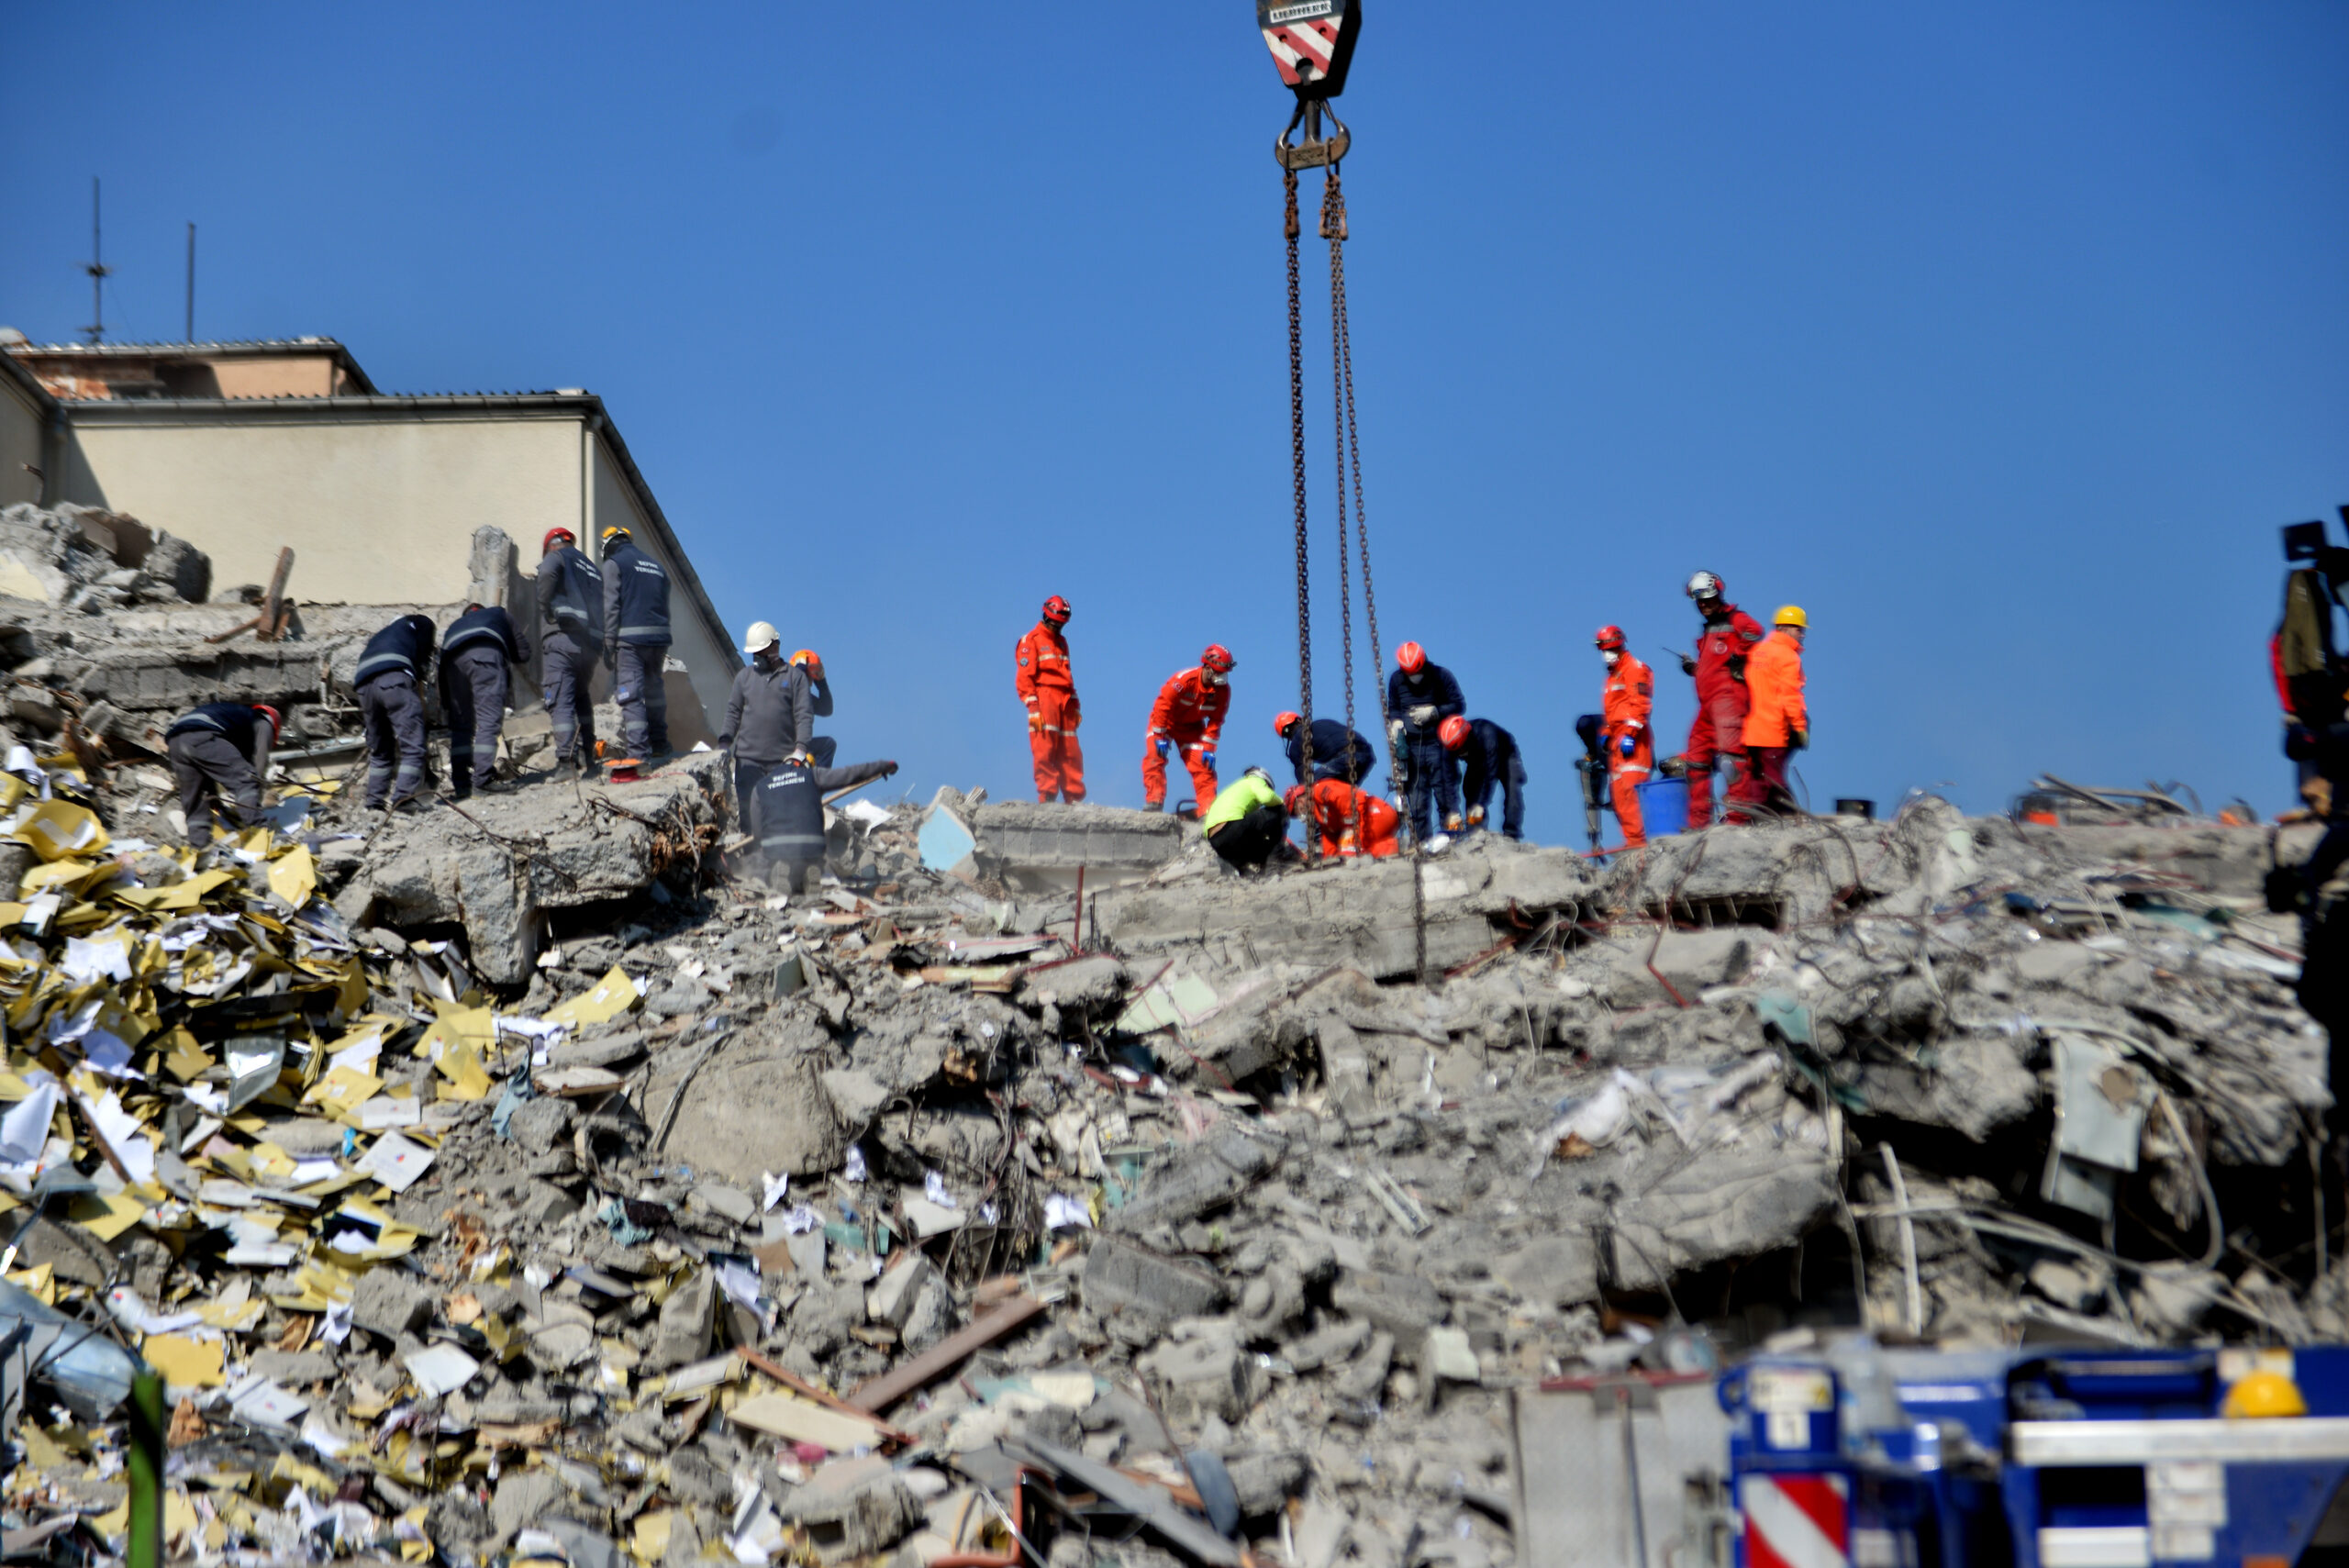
[1285,163,1318,853]
[1321,162,1364,857]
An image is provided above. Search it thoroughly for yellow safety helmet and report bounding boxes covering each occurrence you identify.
[601,526,630,548]
[1775,605,1808,629]
[2223,1370,2308,1418]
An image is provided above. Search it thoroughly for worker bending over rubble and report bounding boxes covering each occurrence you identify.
[1200,765,1293,873]
[1276,710,1375,788]
[1730,606,1809,822]
[751,753,898,895]
[535,527,604,781]
[1387,641,1466,840]
[1144,645,1234,814]
[599,525,674,763]
[355,612,437,811]
[1443,715,1528,840]
[1287,777,1400,859]
[440,601,529,801]
[165,701,278,849]
[1678,571,1765,825]
[1015,595,1084,803]
[721,622,805,834]
[2277,720,2349,1133]
[1597,625,1653,848]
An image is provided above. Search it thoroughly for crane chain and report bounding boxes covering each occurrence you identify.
[1330,161,1392,847]
[1286,163,1317,854]
[1322,163,1358,856]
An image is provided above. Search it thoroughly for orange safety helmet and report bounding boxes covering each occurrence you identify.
[1439,716,1472,751]
[1284,784,1311,815]
[252,704,284,738]
[1274,710,1302,737]
[542,527,576,553]
[1200,644,1236,673]
[790,649,824,679]
[1395,641,1427,674]
[1042,595,1072,624]
[1595,625,1626,652]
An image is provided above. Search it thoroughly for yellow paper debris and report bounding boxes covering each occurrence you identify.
[10,800,109,862]
[304,1063,383,1118]
[543,964,641,1029]
[267,846,317,909]
[142,1333,227,1387]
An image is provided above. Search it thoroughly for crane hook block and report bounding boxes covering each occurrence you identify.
[1258,0,1362,102]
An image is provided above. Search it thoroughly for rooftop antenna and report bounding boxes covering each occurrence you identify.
[184,221,195,342]
[82,177,110,344]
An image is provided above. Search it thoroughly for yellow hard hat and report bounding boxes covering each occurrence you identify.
[601,526,630,548]
[1775,605,1808,628]
[2224,1370,2307,1418]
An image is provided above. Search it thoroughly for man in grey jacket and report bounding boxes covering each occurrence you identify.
[720,622,834,835]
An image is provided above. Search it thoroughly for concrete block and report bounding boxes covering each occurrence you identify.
[1328,1269,1445,1341]
[641,1014,845,1185]
[647,1264,714,1372]
[1141,1336,1264,1425]
[1601,928,1760,1007]
[351,1267,434,1340]
[865,1257,940,1330]
[1082,1237,1230,1320]
[967,801,1186,893]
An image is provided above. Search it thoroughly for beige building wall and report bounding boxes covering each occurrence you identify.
[61,412,577,602]
[0,372,44,508]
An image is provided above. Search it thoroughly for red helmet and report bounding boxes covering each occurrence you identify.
[1042,595,1071,624]
[252,704,283,738]
[1284,784,1311,815]
[1274,710,1302,737]
[1439,716,1472,751]
[1595,625,1626,651]
[542,528,576,554]
[1395,641,1427,674]
[1200,644,1235,673]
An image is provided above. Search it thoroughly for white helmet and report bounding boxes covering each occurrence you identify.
[1685,571,1723,601]
[742,620,780,656]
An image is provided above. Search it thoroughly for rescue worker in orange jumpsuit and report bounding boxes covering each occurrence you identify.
[1597,626,1655,847]
[1014,595,1084,803]
[1143,646,1235,812]
[1676,572,1765,825]
[1286,780,1401,859]
[1731,606,1809,822]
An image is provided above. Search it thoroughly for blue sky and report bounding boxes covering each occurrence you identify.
[6,4,2347,840]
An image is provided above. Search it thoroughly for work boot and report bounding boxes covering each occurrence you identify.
[1145,798,1165,813]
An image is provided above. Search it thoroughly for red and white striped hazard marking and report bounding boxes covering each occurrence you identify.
[1261,17,1341,87]
[1742,1473,1851,1568]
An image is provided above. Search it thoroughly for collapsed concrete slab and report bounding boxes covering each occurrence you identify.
[927,797,1188,892]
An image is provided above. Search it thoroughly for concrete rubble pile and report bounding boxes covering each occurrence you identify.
[0,679,2331,1568]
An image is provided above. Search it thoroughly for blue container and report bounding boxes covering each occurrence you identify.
[1636,776,1690,836]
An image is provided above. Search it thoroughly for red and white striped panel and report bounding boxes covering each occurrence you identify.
[1742,1473,1850,1568]
[1262,18,1341,87]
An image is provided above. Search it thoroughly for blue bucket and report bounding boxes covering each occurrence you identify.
[1635,777,1690,837]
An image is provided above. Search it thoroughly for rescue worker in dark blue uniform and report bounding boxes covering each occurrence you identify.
[165,702,278,849]
[1275,711,1375,788]
[1385,641,1467,840]
[2276,721,2349,1140]
[535,527,604,780]
[599,526,673,762]
[355,613,436,810]
[1442,716,1528,840]
[440,602,530,800]
[752,755,898,895]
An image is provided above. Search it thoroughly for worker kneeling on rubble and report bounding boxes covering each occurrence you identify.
[356,613,437,811]
[165,701,278,849]
[599,525,674,763]
[536,527,604,780]
[1201,765,1296,873]
[1287,778,1399,859]
[440,601,529,801]
[751,754,899,895]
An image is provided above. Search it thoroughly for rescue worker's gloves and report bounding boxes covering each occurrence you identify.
[1387,718,1407,748]
[1465,806,1485,828]
[1028,709,1044,734]
[1619,733,1637,758]
[1791,728,1809,751]
[2266,865,2310,917]
[1443,813,1464,833]
[1154,737,1173,762]
[1408,705,1437,728]
[785,750,809,765]
[1198,748,1217,772]
[1677,652,1698,677]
